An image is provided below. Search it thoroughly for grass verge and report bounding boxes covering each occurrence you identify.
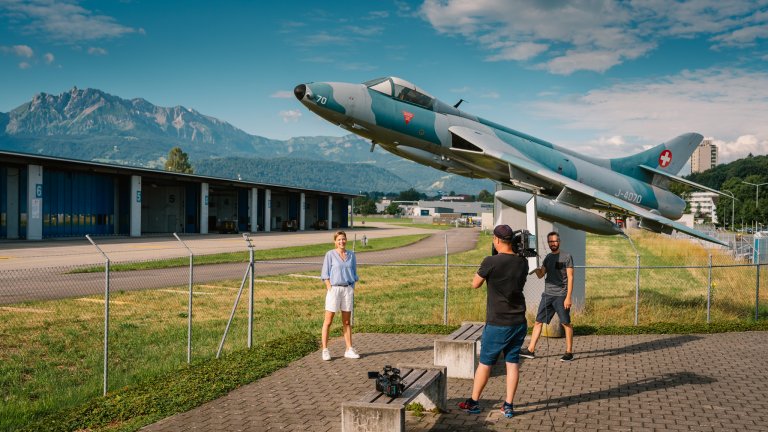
[18,332,319,432]
[69,234,430,273]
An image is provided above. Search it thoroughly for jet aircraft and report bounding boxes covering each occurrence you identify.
[294,76,727,246]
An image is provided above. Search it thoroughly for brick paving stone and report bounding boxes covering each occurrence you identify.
[140,331,768,431]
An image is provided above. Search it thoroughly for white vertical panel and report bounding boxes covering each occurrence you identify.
[200,183,208,234]
[26,165,43,240]
[264,189,271,232]
[299,192,306,231]
[250,187,258,232]
[130,175,142,237]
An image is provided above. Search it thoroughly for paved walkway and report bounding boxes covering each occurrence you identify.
[143,331,768,431]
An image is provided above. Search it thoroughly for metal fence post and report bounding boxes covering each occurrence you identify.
[635,254,640,326]
[86,235,110,396]
[443,232,448,325]
[707,254,712,323]
[244,233,255,349]
[624,234,640,326]
[756,262,761,321]
[173,233,194,364]
[217,263,252,358]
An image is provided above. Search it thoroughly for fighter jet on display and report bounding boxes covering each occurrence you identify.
[294,76,727,246]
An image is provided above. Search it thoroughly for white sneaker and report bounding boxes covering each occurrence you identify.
[344,347,360,359]
[321,349,331,361]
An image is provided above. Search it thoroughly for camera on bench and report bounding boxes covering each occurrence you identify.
[367,365,404,398]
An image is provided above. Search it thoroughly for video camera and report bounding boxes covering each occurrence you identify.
[367,365,404,398]
[491,229,537,258]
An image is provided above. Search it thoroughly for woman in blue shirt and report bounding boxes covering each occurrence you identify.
[320,231,360,360]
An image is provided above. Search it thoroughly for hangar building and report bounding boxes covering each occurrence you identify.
[0,150,354,240]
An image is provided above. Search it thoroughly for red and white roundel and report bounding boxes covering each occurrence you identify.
[658,149,672,168]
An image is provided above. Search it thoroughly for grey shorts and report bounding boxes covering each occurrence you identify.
[535,294,571,325]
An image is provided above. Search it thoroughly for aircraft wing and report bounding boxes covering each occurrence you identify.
[639,165,730,196]
[448,126,728,247]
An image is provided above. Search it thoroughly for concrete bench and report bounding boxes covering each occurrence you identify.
[341,364,446,432]
[433,321,484,379]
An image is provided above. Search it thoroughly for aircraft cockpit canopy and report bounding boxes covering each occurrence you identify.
[363,76,435,110]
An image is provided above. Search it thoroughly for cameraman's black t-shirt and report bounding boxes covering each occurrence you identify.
[477,253,528,326]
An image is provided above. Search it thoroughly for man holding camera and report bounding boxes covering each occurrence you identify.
[458,224,528,418]
[520,231,574,362]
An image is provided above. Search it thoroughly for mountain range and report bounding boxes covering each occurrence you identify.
[0,87,494,194]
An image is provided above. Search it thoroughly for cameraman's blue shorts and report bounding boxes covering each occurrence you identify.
[479,323,527,366]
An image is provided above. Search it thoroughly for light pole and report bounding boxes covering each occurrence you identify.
[723,190,735,231]
[742,181,768,209]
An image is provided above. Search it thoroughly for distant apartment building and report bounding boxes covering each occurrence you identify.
[690,138,718,173]
[687,191,719,224]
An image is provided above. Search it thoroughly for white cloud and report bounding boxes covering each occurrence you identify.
[12,44,34,57]
[531,68,768,161]
[419,0,768,74]
[279,110,302,123]
[299,31,348,46]
[339,62,377,71]
[486,42,548,62]
[714,135,768,161]
[18,61,30,69]
[480,91,500,99]
[271,91,294,99]
[366,11,389,19]
[43,52,54,64]
[710,24,768,49]
[1,0,139,43]
[88,47,108,55]
[344,25,384,37]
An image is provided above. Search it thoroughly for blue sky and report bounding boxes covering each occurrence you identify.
[2,0,768,163]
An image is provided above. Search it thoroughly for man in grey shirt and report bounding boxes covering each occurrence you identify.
[520,231,575,362]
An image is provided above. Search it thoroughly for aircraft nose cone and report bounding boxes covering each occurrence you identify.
[294,84,307,101]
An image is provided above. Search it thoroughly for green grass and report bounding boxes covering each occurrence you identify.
[69,234,430,273]
[18,332,320,432]
[2,229,767,431]
[355,216,457,230]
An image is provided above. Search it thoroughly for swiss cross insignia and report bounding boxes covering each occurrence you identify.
[658,150,672,168]
[403,111,414,125]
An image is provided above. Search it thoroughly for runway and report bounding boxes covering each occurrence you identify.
[0,224,479,304]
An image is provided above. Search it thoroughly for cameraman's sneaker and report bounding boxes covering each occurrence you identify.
[344,347,360,359]
[321,349,331,361]
[520,347,535,359]
[560,352,574,362]
[458,398,481,414]
[500,401,514,418]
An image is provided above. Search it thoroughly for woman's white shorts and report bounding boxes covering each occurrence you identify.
[325,285,354,313]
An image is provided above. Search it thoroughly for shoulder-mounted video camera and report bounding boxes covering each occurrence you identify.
[491,229,537,258]
[367,365,404,398]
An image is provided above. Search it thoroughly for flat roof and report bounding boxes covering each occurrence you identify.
[0,149,357,197]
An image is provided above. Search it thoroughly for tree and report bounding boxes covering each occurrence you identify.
[165,147,194,173]
[384,201,402,216]
[477,189,494,203]
[397,188,423,202]
[354,196,377,215]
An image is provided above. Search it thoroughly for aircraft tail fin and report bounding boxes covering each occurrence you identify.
[610,133,703,179]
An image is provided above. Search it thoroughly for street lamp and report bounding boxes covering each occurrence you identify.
[742,181,768,208]
[722,189,735,231]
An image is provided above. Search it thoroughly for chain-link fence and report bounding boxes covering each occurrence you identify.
[0,228,766,429]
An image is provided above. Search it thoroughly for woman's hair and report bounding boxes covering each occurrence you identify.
[333,230,347,241]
